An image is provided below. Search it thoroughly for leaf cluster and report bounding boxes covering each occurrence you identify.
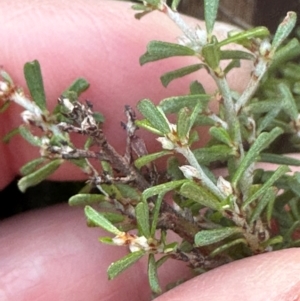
[1,0,300,297]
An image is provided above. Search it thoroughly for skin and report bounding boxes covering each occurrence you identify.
[1,1,300,300]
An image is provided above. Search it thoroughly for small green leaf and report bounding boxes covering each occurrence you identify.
[180,181,220,210]
[135,119,164,135]
[161,64,203,87]
[202,41,221,70]
[177,107,191,142]
[256,106,281,133]
[167,157,184,180]
[148,254,161,294]
[269,38,300,71]
[271,12,297,52]
[249,187,277,224]
[2,127,19,143]
[107,250,145,280]
[232,127,283,187]
[143,179,187,200]
[63,78,90,97]
[218,27,270,48]
[99,237,114,244]
[19,125,41,146]
[136,201,150,237]
[134,151,172,169]
[195,227,241,246]
[259,153,300,166]
[187,103,203,135]
[159,94,210,114]
[0,100,10,113]
[193,144,234,165]
[18,159,62,192]
[171,0,181,10]
[140,41,195,65]
[84,206,121,235]
[20,157,45,176]
[68,194,108,206]
[243,165,289,209]
[24,60,46,111]
[150,193,164,237]
[278,82,298,121]
[261,236,283,248]
[204,0,219,38]
[137,99,170,134]
[189,81,205,94]
[101,212,125,224]
[93,112,105,123]
[0,69,13,85]
[210,238,246,257]
[131,3,149,11]
[224,59,240,74]
[209,126,232,146]
[115,184,141,201]
[220,50,255,61]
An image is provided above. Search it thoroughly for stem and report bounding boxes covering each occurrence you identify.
[176,146,226,201]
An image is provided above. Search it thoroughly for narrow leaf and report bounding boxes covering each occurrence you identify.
[63,78,90,97]
[136,202,150,237]
[269,38,300,71]
[209,126,232,146]
[143,179,187,200]
[135,119,164,135]
[20,157,45,176]
[202,41,221,69]
[159,94,210,114]
[137,99,170,134]
[24,60,46,110]
[193,144,234,165]
[272,12,297,51]
[148,254,161,293]
[232,127,283,186]
[0,100,10,113]
[180,181,220,210]
[140,41,195,65]
[243,165,289,209]
[195,227,241,246]
[259,153,300,166]
[249,187,277,224]
[161,64,203,87]
[224,59,240,74]
[204,0,219,37]
[218,27,270,48]
[189,81,205,94]
[18,159,62,192]
[150,193,164,237]
[278,82,298,121]
[2,127,19,143]
[220,50,255,61]
[68,194,108,206]
[177,107,190,142]
[134,151,172,169]
[84,206,121,235]
[108,250,145,280]
[19,125,41,146]
[171,0,181,10]
[210,238,246,257]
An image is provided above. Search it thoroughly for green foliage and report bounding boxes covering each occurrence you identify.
[1,0,300,297]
